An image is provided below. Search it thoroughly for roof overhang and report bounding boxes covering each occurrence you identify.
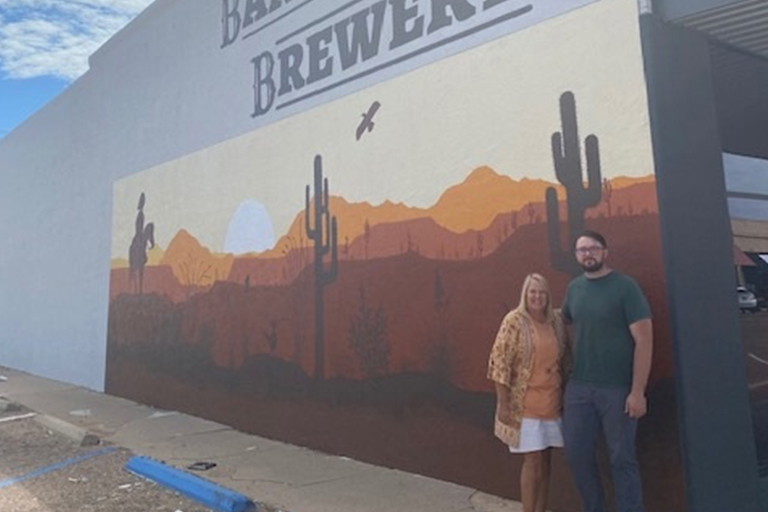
[656,0,768,160]
[671,0,768,61]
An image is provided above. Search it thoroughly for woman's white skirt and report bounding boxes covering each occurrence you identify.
[508,417,564,453]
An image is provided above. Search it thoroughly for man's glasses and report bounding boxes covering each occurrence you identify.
[574,246,604,255]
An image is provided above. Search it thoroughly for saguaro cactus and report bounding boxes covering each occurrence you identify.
[305,155,338,380]
[545,92,602,276]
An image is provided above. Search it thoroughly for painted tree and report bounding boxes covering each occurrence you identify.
[526,202,536,224]
[263,320,278,353]
[602,177,613,217]
[349,286,389,379]
[305,155,339,380]
[477,232,484,258]
[431,269,450,378]
[364,219,371,260]
[178,253,212,288]
[545,92,602,276]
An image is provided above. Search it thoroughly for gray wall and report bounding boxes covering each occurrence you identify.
[0,0,598,390]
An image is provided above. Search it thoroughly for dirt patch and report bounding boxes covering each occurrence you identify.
[0,416,218,512]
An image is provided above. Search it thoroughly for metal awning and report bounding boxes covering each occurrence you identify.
[675,0,768,61]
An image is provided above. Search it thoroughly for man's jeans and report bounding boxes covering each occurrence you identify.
[563,381,644,512]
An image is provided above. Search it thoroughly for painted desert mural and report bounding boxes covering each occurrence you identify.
[107,129,678,512]
[107,2,681,510]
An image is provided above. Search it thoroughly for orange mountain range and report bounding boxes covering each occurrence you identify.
[113,168,656,281]
[261,167,651,258]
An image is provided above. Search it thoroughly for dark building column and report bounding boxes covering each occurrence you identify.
[640,14,763,512]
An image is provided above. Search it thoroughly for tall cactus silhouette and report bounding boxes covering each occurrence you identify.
[305,155,338,380]
[545,92,602,276]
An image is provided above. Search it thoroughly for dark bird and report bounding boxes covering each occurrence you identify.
[356,101,381,141]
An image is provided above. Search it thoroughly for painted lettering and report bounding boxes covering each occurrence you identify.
[243,0,270,28]
[245,0,539,118]
[269,0,291,12]
[427,0,477,34]
[307,26,335,85]
[252,52,276,117]
[278,44,306,95]
[221,0,241,48]
[483,0,510,9]
[389,0,424,51]
[335,0,388,71]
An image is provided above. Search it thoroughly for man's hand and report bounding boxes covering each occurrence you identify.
[627,318,652,419]
[625,391,647,418]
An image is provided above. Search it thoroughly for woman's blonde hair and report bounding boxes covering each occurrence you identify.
[513,273,554,321]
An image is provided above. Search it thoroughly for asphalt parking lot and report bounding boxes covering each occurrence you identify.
[0,407,214,512]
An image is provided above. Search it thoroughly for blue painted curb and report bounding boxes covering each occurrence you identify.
[125,456,256,512]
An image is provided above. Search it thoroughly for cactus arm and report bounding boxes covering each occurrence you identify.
[323,177,329,213]
[551,133,567,184]
[319,210,330,257]
[321,217,339,285]
[561,92,579,162]
[305,185,317,239]
[584,135,602,205]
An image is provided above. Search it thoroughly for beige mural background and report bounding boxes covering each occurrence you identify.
[112,0,653,259]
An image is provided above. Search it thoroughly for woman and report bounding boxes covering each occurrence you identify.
[487,273,570,512]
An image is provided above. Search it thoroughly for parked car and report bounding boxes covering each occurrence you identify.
[738,286,759,312]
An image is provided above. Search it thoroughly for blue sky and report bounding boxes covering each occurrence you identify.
[0,0,153,137]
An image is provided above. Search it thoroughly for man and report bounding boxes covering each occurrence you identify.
[561,230,653,512]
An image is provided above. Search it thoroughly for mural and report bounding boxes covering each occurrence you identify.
[107,1,681,510]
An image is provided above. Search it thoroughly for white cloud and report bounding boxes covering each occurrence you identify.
[0,0,154,81]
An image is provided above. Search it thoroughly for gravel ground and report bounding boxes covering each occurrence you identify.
[0,410,217,512]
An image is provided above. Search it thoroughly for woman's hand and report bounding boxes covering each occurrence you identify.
[495,383,513,425]
[497,404,513,425]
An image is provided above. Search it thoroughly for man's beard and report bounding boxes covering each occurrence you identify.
[580,259,604,272]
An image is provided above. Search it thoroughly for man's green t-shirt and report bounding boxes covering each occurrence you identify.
[562,271,651,388]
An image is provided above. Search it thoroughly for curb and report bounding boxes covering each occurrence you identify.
[125,456,257,512]
[34,415,101,447]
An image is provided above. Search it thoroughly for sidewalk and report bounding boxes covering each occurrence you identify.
[0,366,522,512]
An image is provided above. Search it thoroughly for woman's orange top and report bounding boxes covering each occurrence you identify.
[522,320,562,419]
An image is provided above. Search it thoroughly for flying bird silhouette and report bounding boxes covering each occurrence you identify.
[356,101,381,141]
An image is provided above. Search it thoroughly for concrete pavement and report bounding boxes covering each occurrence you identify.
[0,366,523,512]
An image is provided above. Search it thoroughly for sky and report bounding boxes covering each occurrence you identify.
[724,153,768,222]
[0,0,153,137]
